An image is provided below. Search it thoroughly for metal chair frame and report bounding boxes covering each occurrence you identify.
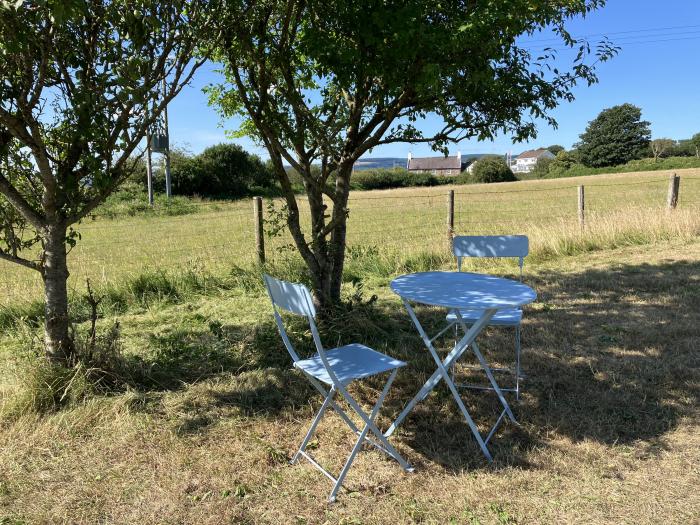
[263,274,412,502]
[450,235,529,400]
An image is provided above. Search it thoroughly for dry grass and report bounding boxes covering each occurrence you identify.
[0,168,698,306]
[1,239,698,524]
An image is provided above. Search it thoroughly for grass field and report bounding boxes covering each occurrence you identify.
[1,168,699,306]
[1,169,699,523]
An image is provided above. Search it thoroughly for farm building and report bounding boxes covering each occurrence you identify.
[511,148,555,174]
[407,152,469,176]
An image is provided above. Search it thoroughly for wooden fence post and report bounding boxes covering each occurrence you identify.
[447,190,454,251]
[667,173,680,210]
[253,196,265,264]
[578,185,585,230]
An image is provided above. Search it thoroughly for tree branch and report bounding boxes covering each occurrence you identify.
[0,250,40,272]
[0,172,45,230]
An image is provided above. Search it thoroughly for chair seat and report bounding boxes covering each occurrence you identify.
[294,343,406,385]
[446,307,522,326]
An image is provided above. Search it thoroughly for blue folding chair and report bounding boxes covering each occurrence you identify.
[447,235,529,399]
[263,274,413,502]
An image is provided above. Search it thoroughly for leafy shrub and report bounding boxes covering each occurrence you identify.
[466,156,517,183]
[543,155,700,179]
[172,143,275,198]
[530,157,554,178]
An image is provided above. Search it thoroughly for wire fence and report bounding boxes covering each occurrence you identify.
[1,173,699,304]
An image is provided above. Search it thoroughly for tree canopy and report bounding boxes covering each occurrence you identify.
[152,143,275,198]
[650,138,675,162]
[469,157,517,184]
[575,103,651,167]
[0,0,210,362]
[209,0,616,308]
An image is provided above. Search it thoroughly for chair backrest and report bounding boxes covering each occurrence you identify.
[452,235,529,278]
[263,275,341,385]
[263,273,317,318]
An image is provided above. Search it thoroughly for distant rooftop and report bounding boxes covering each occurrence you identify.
[516,148,552,159]
[408,155,464,171]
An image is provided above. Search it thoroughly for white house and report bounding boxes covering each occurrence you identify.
[511,148,555,174]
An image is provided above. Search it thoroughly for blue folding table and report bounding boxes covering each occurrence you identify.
[386,271,537,461]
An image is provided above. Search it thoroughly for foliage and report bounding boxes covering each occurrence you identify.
[350,168,451,190]
[467,156,517,183]
[135,143,275,198]
[208,0,616,308]
[530,157,555,178]
[689,132,700,158]
[547,145,566,155]
[576,104,651,167]
[543,155,700,179]
[170,143,275,198]
[650,138,675,162]
[0,0,210,362]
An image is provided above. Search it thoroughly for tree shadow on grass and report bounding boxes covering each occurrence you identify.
[392,258,700,471]
[130,258,699,468]
[121,318,295,392]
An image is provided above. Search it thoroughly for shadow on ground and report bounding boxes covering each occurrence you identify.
[132,259,700,470]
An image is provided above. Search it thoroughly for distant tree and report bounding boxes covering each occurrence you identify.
[209,0,617,310]
[545,150,582,176]
[0,1,209,364]
[546,145,565,155]
[650,138,675,162]
[664,139,692,157]
[690,133,700,158]
[172,143,275,198]
[469,157,517,183]
[531,157,554,178]
[575,104,651,167]
[134,145,193,189]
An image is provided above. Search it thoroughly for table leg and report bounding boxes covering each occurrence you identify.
[386,300,497,461]
[454,311,517,425]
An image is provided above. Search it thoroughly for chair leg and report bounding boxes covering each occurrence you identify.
[329,369,399,502]
[292,387,335,464]
[515,325,521,401]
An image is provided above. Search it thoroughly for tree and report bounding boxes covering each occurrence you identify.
[531,157,554,178]
[575,104,651,167]
[469,157,517,183]
[650,138,675,162]
[209,0,616,310]
[690,133,700,158]
[547,145,566,155]
[0,1,210,364]
[171,143,275,198]
[549,150,582,174]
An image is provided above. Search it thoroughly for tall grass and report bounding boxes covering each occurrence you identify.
[1,169,698,307]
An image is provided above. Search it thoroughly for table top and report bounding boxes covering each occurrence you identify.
[390,271,536,310]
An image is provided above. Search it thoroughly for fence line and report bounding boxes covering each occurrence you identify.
[1,173,698,305]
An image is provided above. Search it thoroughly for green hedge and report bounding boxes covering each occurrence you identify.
[543,156,700,179]
[350,168,454,190]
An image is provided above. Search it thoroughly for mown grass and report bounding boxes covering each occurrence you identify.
[0,239,698,523]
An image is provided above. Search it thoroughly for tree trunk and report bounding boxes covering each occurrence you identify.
[279,162,352,314]
[328,164,352,303]
[42,223,73,364]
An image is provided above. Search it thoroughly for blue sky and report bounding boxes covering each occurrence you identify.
[165,0,700,159]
